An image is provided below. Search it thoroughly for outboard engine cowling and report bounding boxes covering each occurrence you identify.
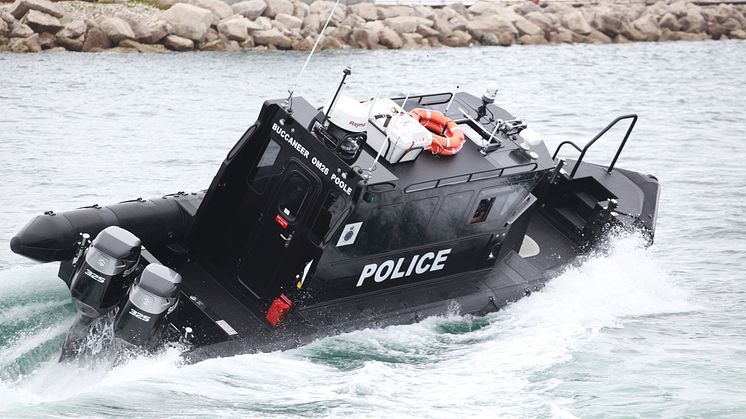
[69,226,142,318]
[114,263,182,347]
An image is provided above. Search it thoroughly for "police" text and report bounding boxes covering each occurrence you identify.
[356,248,452,287]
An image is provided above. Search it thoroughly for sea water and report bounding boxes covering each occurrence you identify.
[1,41,745,417]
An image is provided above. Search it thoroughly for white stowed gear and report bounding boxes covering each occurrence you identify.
[520,127,544,147]
[324,96,368,133]
[364,98,432,164]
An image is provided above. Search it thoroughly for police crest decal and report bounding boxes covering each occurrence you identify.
[336,222,362,247]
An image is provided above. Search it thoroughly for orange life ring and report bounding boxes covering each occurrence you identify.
[410,108,465,156]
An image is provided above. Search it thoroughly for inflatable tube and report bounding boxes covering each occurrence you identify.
[10,193,203,263]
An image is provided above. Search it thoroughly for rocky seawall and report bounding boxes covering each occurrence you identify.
[1,0,745,53]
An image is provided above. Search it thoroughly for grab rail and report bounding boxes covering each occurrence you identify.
[404,162,538,193]
[552,114,638,178]
[391,92,454,108]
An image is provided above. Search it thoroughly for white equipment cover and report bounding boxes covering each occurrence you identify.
[325,96,368,133]
[365,98,433,164]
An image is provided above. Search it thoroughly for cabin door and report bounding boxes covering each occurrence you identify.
[238,161,319,299]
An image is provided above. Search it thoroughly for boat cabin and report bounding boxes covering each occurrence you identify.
[187,91,555,309]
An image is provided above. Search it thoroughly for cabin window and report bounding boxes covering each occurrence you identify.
[427,191,474,241]
[349,196,439,255]
[493,188,525,218]
[311,192,349,244]
[399,197,439,246]
[276,172,309,220]
[356,204,402,254]
[469,198,495,224]
[465,184,530,230]
[248,139,281,193]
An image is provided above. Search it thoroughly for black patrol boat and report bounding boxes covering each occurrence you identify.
[10,71,660,362]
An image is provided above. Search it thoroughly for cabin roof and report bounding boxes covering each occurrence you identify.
[361,92,554,190]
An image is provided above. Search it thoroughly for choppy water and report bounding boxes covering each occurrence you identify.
[1,41,745,418]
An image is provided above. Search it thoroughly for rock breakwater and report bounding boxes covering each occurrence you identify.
[1,0,745,53]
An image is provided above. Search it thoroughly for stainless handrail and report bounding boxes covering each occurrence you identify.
[404,162,538,193]
[552,114,638,178]
[391,92,454,108]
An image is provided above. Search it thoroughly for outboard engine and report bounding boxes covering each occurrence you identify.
[320,95,368,163]
[69,226,142,318]
[114,263,182,347]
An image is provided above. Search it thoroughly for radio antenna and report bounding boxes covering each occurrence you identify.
[366,91,379,121]
[285,0,343,109]
[323,67,352,127]
[444,85,459,114]
[400,92,411,112]
[367,111,394,181]
[360,93,382,181]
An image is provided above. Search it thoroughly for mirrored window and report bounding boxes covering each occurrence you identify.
[248,139,281,192]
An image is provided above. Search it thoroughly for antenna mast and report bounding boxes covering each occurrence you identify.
[324,67,352,126]
[285,0,343,109]
[444,85,459,114]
